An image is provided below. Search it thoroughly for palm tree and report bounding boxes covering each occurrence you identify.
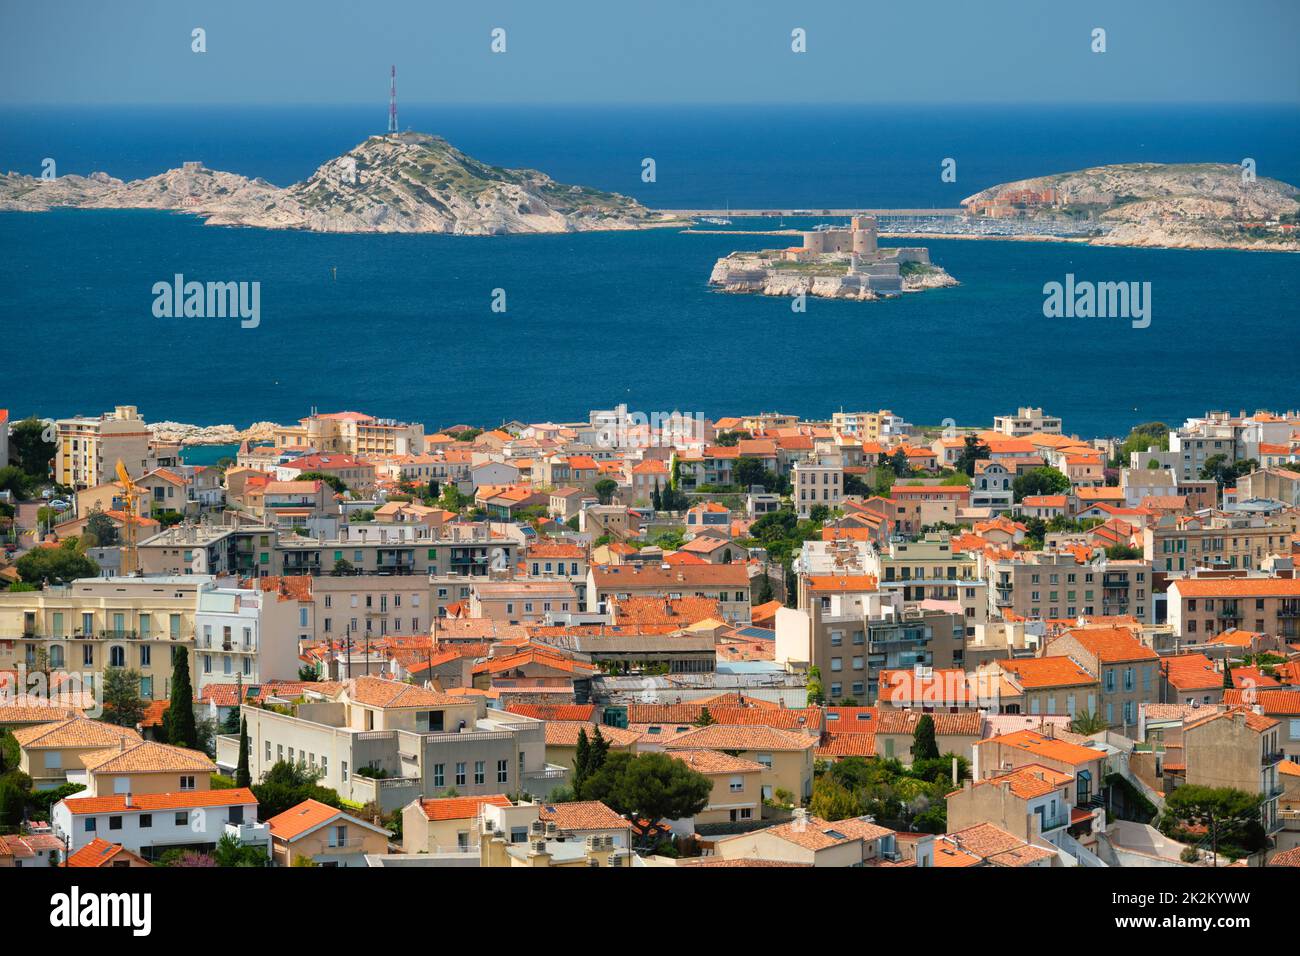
[1071,710,1108,735]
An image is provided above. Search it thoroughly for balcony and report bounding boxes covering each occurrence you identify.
[1036,811,1070,833]
[1263,750,1285,766]
[225,821,271,846]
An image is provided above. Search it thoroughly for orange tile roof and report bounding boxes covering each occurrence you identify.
[62,788,257,815]
[537,800,628,831]
[974,763,1073,800]
[667,748,765,775]
[1060,626,1158,663]
[345,676,466,708]
[416,794,512,821]
[1172,578,1300,598]
[1160,654,1222,691]
[807,574,879,592]
[12,717,141,750]
[816,732,877,758]
[64,838,151,868]
[999,656,1098,689]
[265,798,385,842]
[664,724,817,752]
[978,730,1103,767]
[81,740,216,775]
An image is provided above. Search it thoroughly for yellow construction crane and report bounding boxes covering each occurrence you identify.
[115,459,144,576]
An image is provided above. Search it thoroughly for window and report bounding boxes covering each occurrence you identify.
[729,776,744,793]
[109,815,122,831]
[433,763,444,787]
[175,812,188,826]
[497,759,508,784]
[139,814,152,829]
[475,761,485,785]
[455,762,466,786]
[85,818,97,833]
[179,775,195,791]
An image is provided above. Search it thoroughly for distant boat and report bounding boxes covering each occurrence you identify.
[698,216,731,226]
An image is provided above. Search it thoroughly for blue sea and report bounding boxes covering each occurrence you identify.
[1,104,1297,436]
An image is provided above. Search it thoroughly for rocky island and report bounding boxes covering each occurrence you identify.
[0,132,684,235]
[961,163,1300,251]
[709,215,958,301]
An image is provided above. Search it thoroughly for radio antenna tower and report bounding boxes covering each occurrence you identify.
[388,65,398,134]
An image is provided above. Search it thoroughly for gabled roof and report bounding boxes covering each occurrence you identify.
[12,717,140,750]
[267,798,389,842]
[64,838,151,868]
[537,800,627,832]
[977,729,1103,767]
[1059,626,1157,663]
[669,748,765,775]
[62,788,257,815]
[81,740,216,775]
[663,724,817,752]
[345,676,466,709]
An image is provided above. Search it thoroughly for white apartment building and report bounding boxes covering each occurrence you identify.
[992,407,1062,437]
[194,585,302,688]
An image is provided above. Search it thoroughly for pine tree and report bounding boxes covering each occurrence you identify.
[164,646,199,749]
[236,717,251,788]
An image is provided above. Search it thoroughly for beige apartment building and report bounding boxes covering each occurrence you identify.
[663,724,816,804]
[55,405,153,487]
[1167,578,1300,642]
[587,564,752,622]
[993,407,1062,437]
[271,410,425,457]
[0,576,205,700]
[469,580,580,624]
[1180,708,1286,841]
[1045,627,1159,728]
[224,676,566,812]
[1144,512,1292,575]
[868,533,987,636]
[793,455,845,518]
[668,749,764,826]
[13,717,141,790]
[991,551,1151,621]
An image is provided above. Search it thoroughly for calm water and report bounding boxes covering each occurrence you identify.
[1,105,1298,435]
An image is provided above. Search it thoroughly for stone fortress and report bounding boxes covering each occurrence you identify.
[711,214,943,298]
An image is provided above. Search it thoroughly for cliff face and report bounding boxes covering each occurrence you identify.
[0,133,675,235]
[962,163,1300,250]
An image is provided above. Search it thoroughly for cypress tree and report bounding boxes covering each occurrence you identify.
[164,646,199,749]
[573,728,592,796]
[236,717,251,788]
[912,714,940,761]
[1222,658,1234,690]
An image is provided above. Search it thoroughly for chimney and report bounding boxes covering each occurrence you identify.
[124,792,132,807]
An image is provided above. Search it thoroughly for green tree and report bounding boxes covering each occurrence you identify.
[954,436,991,477]
[299,471,347,494]
[888,448,911,478]
[251,760,343,819]
[594,478,618,505]
[694,707,716,727]
[332,557,354,575]
[651,485,662,511]
[16,540,99,585]
[83,507,119,547]
[809,776,862,821]
[806,665,825,705]
[1105,544,1141,560]
[579,752,710,841]
[236,718,252,788]
[1161,785,1265,864]
[809,504,830,524]
[1222,658,1234,690]
[911,714,940,761]
[162,646,198,749]
[9,417,57,478]
[754,573,775,605]
[1012,466,1071,502]
[213,832,268,867]
[1117,422,1170,461]
[573,727,592,794]
[1070,711,1108,735]
[101,668,145,728]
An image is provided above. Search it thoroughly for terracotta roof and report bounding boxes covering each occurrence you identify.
[663,724,817,752]
[542,721,642,748]
[12,717,141,750]
[1267,845,1300,867]
[345,676,465,709]
[871,709,983,737]
[974,764,1073,800]
[816,732,877,758]
[611,596,723,626]
[62,788,257,815]
[266,798,387,842]
[81,740,216,775]
[748,815,892,852]
[807,574,879,592]
[977,730,1104,767]
[946,823,1057,866]
[505,703,596,722]
[590,564,750,588]
[537,800,628,831]
[668,748,765,775]
[1223,689,1300,715]
[1160,654,1222,691]
[1171,578,1300,598]
[999,656,1098,689]
[416,794,512,821]
[1184,706,1278,735]
[64,838,151,868]
[626,704,822,731]
[1059,626,1157,663]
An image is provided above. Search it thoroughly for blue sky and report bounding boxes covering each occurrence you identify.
[2,0,1297,105]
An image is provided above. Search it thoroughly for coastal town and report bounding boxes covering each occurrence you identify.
[0,401,1297,871]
